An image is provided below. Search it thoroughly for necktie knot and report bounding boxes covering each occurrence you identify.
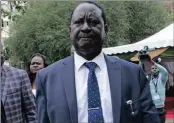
[84,62,97,71]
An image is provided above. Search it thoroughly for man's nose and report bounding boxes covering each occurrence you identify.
[33,64,38,67]
[81,22,91,33]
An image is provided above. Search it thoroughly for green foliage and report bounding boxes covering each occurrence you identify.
[99,1,130,46]
[125,1,172,43]
[3,46,11,60]
[6,1,78,65]
[1,1,28,21]
[5,1,172,66]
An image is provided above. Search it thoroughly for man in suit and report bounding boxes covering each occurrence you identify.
[1,47,37,122]
[36,1,160,123]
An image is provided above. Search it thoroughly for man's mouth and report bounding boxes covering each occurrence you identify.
[80,37,93,40]
[78,38,93,46]
[32,69,40,72]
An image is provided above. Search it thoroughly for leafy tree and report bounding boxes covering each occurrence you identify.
[1,1,28,21]
[5,1,78,66]
[5,1,172,67]
[99,1,130,46]
[125,1,171,43]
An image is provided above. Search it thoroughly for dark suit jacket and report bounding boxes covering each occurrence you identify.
[36,55,160,123]
[1,101,6,123]
[1,65,37,123]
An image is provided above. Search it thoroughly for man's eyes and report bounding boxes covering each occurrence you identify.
[90,19,99,26]
[31,62,41,65]
[74,19,84,24]
[74,19,99,26]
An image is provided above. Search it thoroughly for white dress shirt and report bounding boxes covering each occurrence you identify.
[74,52,113,123]
[32,89,36,97]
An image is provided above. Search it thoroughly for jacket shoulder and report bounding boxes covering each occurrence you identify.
[106,55,141,70]
[3,65,27,74]
[38,56,73,76]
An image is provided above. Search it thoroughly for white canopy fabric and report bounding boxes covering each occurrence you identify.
[103,23,174,55]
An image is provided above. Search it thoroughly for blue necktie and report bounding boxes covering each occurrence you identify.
[84,62,104,123]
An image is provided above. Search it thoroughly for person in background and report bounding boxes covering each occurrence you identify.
[147,57,168,123]
[1,46,37,123]
[36,1,160,123]
[27,53,48,96]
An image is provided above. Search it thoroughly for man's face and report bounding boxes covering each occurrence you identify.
[30,56,44,74]
[151,65,159,75]
[70,3,107,60]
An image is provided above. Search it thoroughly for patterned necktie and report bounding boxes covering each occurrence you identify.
[84,62,104,123]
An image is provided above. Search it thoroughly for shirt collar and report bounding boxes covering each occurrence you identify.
[74,51,105,71]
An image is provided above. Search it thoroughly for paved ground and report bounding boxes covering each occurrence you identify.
[166,119,174,123]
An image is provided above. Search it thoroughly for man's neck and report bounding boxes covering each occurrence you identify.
[75,49,102,61]
[152,74,158,78]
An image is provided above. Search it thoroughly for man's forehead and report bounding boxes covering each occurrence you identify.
[151,66,157,68]
[73,3,102,17]
[32,56,42,60]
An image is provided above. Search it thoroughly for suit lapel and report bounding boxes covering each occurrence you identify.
[105,55,121,123]
[1,65,10,105]
[61,56,78,123]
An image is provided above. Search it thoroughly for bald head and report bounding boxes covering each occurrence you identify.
[70,1,107,26]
